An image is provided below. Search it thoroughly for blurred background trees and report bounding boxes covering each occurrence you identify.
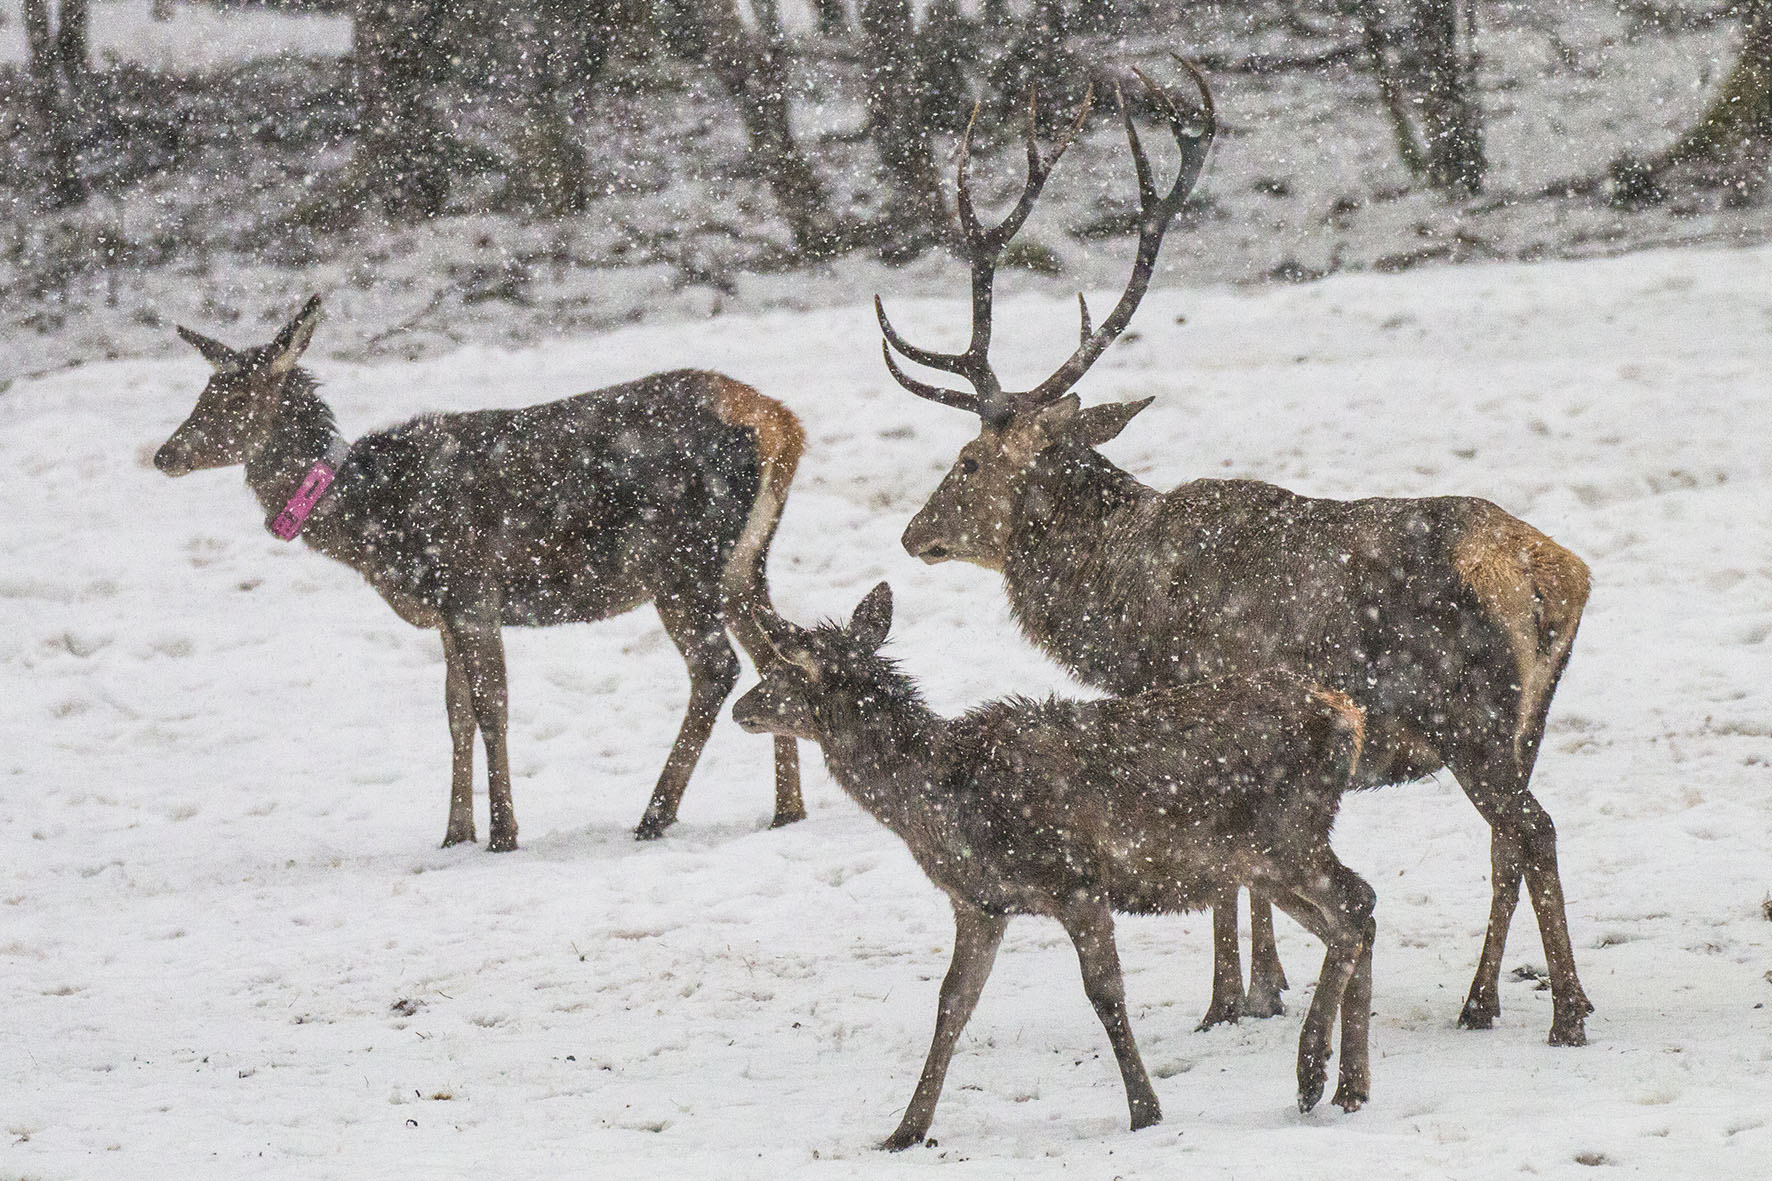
[0,0,1765,321]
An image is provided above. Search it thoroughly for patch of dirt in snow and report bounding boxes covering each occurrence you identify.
[1,244,1769,1176]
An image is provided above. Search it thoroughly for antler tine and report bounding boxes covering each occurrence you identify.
[982,84,1094,254]
[1021,63,1217,409]
[876,295,975,375]
[879,341,980,413]
[954,102,987,248]
[1076,293,1093,345]
[880,85,1097,421]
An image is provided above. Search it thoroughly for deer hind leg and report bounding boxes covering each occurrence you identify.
[1456,751,1592,1046]
[1059,900,1162,1133]
[1198,886,1244,1030]
[1245,890,1289,1017]
[438,625,478,847]
[635,596,740,841]
[444,615,517,852]
[1459,830,1523,1031]
[884,904,1008,1151]
[1269,860,1374,1115]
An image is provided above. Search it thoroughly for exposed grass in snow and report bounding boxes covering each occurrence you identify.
[2,244,1770,1176]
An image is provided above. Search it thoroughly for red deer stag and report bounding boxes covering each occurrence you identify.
[155,296,804,850]
[878,64,1595,1045]
[732,583,1375,1148]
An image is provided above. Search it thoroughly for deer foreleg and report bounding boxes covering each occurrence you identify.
[438,625,478,847]
[770,736,804,829]
[1059,900,1161,1133]
[1245,891,1289,1017]
[1198,887,1244,1029]
[883,904,1007,1151]
[444,615,517,852]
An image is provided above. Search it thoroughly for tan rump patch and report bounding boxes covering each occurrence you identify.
[711,375,805,487]
[708,375,805,621]
[1308,686,1367,776]
[1453,504,1592,764]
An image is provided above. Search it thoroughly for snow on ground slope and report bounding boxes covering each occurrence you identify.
[2,246,1769,1178]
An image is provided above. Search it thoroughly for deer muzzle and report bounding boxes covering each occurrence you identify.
[153,437,194,477]
[900,518,952,564]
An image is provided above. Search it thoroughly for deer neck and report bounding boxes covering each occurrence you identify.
[1001,445,1152,689]
[242,371,347,531]
[811,679,954,837]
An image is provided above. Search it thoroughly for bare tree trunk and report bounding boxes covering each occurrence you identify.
[700,0,839,256]
[21,0,85,207]
[813,0,849,38]
[859,0,948,257]
[504,0,604,216]
[1358,0,1486,196]
[352,0,451,220]
[1612,0,1772,204]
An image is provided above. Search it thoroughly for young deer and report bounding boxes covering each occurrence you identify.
[154,296,804,850]
[879,65,1595,1043]
[732,583,1375,1148]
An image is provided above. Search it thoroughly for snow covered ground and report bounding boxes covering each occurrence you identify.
[3,244,1770,1177]
[0,1,351,73]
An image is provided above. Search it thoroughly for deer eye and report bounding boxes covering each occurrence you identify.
[959,457,978,476]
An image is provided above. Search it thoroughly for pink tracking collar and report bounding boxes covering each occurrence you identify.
[270,437,350,541]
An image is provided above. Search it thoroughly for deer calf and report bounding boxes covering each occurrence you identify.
[732,583,1375,1149]
[155,296,804,850]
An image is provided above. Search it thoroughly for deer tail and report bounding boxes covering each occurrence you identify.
[708,376,804,651]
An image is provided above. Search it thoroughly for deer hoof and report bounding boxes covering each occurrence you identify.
[440,829,476,848]
[880,1127,927,1153]
[1129,1100,1162,1131]
[1241,983,1286,1019]
[1331,1083,1367,1113]
[1547,1015,1588,1047]
[1456,997,1498,1031]
[633,816,674,842]
[769,808,806,829]
[487,830,518,853]
[1195,1000,1241,1031]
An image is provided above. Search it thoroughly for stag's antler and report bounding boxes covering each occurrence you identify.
[877,60,1215,424]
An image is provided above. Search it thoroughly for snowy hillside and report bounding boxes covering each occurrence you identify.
[2,245,1769,1177]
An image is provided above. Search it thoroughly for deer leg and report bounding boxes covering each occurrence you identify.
[1330,865,1377,1114]
[438,625,478,847]
[1198,886,1244,1030]
[444,616,517,852]
[1058,900,1162,1133]
[1457,755,1593,1046]
[1459,831,1523,1031]
[883,904,1007,1152]
[1245,890,1289,1018]
[635,598,740,841]
[1268,868,1368,1115]
[769,736,804,829]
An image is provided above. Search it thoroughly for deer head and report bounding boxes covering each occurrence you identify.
[880,64,1215,569]
[731,583,895,742]
[154,296,324,476]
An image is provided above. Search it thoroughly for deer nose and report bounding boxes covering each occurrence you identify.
[153,440,188,475]
[901,520,949,563]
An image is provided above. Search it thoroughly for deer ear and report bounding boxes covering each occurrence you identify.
[265,295,324,377]
[849,582,894,650]
[1069,396,1154,447]
[176,325,243,373]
